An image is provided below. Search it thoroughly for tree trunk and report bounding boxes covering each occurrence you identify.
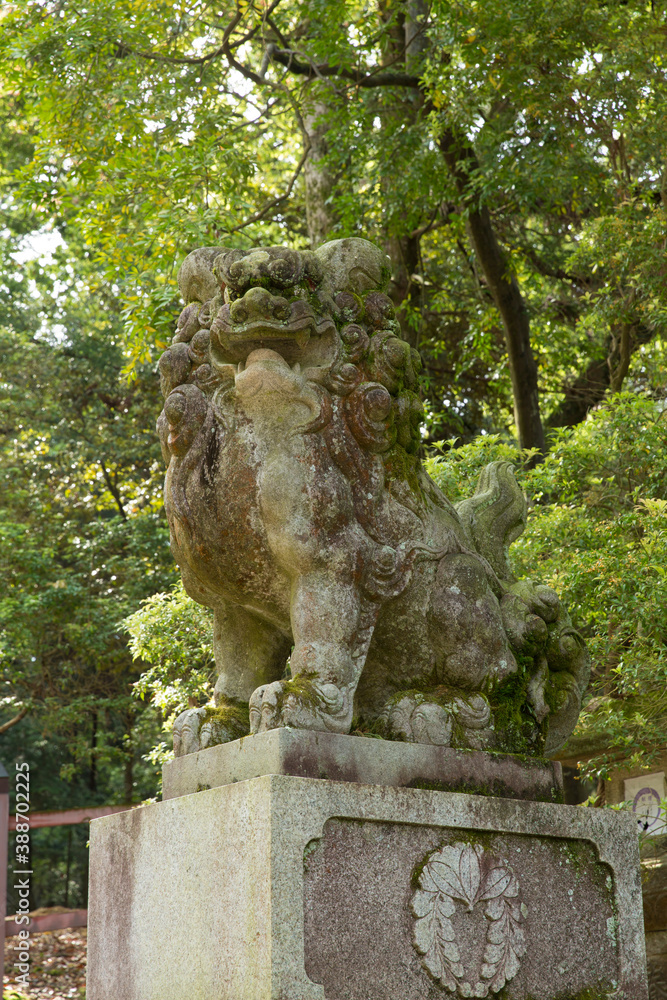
[546,356,610,432]
[387,233,422,348]
[379,0,426,348]
[438,130,546,457]
[405,0,429,78]
[303,96,337,248]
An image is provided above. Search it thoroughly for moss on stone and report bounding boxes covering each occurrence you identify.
[202,700,250,734]
[189,700,251,748]
[383,442,423,497]
[489,660,546,756]
[285,672,328,707]
[544,668,575,714]
[258,672,327,722]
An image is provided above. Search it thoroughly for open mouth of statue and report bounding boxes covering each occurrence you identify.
[210,292,337,368]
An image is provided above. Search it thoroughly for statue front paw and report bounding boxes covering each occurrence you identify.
[501,579,590,753]
[248,677,353,734]
[383,690,493,749]
[387,697,454,746]
[172,701,249,757]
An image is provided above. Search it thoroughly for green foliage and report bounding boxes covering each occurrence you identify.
[428,390,667,778]
[518,394,667,778]
[1,0,665,435]
[126,582,215,725]
[0,0,310,365]
[425,435,538,502]
[0,203,176,805]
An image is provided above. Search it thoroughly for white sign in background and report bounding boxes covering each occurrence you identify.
[624,771,667,836]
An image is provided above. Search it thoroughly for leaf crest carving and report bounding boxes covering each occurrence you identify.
[411,842,527,998]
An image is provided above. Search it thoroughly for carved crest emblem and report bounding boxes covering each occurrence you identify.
[411,842,527,997]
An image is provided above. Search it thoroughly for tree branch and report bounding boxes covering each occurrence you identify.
[119,10,243,66]
[267,44,421,88]
[546,316,655,431]
[264,15,289,50]
[409,202,456,240]
[223,41,266,85]
[229,0,287,51]
[515,241,581,285]
[224,143,311,234]
[545,356,610,431]
[0,706,29,734]
[100,460,127,520]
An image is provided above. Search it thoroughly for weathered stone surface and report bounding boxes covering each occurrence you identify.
[163,729,564,804]
[87,775,648,1000]
[158,238,590,757]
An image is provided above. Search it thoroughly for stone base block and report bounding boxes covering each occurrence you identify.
[87,775,647,1000]
[163,729,563,804]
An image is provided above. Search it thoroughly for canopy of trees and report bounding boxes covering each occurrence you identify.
[3,0,666,442]
[0,0,665,891]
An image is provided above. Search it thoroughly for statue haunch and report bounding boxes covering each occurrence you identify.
[157,239,589,759]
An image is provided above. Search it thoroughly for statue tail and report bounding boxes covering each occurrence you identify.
[454,461,527,584]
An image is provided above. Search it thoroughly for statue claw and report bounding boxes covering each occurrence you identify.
[249,678,353,734]
[388,698,454,746]
[384,691,493,749]
[172,701,249,757]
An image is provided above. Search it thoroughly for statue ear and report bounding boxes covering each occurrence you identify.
[178,247,231,303]
[315,238,392,296]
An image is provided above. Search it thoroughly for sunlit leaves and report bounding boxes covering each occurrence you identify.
[125,582,215,725]
[428,390,667,778]
[2,0,665,419]
[0,223,175,785]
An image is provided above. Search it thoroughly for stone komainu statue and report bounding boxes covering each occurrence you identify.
[157,238,589,758]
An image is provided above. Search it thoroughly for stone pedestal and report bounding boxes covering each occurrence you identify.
[162,729,564,803]
[87,734,648,1000]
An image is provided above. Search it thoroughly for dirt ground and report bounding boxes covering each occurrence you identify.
[4,927,87,999]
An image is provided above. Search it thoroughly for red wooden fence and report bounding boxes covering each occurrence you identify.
[5,908,88,937]
[8,804,131,831]
[2,800,133,996]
